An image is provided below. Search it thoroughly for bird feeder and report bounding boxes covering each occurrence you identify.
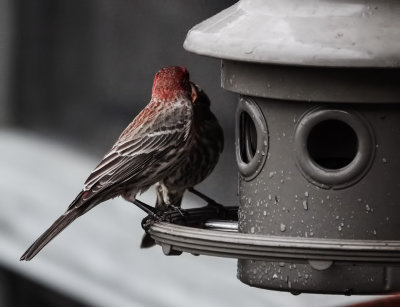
[148,0,400,295]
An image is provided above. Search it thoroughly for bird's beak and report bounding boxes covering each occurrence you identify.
[190,83,198,104]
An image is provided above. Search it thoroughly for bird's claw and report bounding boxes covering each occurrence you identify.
[169,205,188,218]
[141,215,154,232]
[141,210,172,232]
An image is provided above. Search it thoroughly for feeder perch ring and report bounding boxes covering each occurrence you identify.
[147,207,400,264]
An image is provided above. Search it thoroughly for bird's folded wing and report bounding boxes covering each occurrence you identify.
[73,108,192,207]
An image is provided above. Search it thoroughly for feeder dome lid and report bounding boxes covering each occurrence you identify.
[184,0,400,68]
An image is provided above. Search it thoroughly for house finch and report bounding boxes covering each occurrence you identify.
[140,82,224,247]
[20,66,224,261]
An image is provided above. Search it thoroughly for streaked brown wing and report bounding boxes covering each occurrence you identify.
[73,100,192,207]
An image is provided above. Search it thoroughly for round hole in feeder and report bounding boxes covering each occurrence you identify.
[307,119,358,170]
[235,97,268,180]
[239,111,257,163]
[295,108,375,189]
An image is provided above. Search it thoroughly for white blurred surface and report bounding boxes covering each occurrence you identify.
[0,129,379,307]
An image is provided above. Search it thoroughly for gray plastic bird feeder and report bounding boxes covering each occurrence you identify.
[149,0,400,295]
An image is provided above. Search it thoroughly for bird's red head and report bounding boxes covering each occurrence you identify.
[152,66,191,101]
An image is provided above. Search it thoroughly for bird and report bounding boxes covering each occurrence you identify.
[20,66,224,260]
[140,82,224,247]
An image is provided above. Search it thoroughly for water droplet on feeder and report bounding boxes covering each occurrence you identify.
[373,229,377,235]
[382,157,388,163]
[279,262,285,267]
[272,273,278,279]
[338,225,342,231]
[250,226,255,233]
[309,260,333,271]
[280,223,286,232]
[302,200,308,210]
[304,191,309,197]
[269,171,275,178]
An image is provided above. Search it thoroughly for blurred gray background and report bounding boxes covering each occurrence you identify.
[0,1,375,306]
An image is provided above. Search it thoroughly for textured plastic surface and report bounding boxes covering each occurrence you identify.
[235,96,400,293]
[184,0,400,67]
[221,60,400,103]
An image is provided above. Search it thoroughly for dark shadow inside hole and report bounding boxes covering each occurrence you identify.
[239,111,257,164]
[307,119,358,169]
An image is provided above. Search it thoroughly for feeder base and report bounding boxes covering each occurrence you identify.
[238,259,400,295]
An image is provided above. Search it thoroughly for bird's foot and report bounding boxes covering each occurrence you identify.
[141,215,154,232]
[133,199,159,219]
[135,199,173,230]
[169,204,188,218]
[141,209,172,232]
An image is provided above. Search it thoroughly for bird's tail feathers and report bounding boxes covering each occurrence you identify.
[20,194,89,261]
